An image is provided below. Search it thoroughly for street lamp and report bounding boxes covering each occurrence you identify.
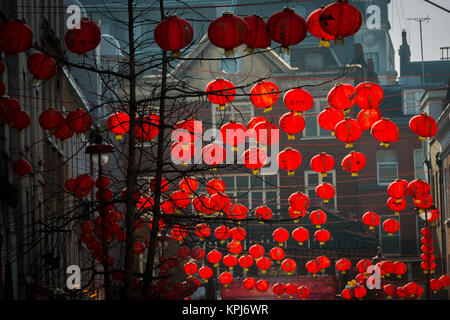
[85,136,114,300]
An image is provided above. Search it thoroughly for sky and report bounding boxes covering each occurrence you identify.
[388,0,450,73]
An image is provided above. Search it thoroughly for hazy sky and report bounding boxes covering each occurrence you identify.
[388,0,450,73]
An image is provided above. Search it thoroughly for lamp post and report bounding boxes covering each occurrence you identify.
[85,138,114,300]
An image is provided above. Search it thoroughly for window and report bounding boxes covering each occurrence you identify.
[304,170,337,209]
[379,216,400,256]
[212,102,253,133]
[414,149,426,180]
[377,150,398,185]
[365,52,379,72]
[303,98,332,138]
[221,53,242,75]
[402,89,424,115]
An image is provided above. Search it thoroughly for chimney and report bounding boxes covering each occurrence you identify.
[398,29,411,76]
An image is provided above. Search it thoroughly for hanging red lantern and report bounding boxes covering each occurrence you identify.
[307,7,335,47]
[135,114,159,142]
[355,81,383,109]
[227,240,243,255]
[214,225,231,243]
[297,286,310,300]
[327,83,356,114]
[239,254,254,271]
[420,206,439,223]
[371,118,399,147]
[53,118,74,141]
[289,192,310,214]
[96,188,113,202]
[310,209,327,229]
[133,242,146,255]
[230,226,247,242]
[387,197,407,216]
[223,254,238,270]
[170,190,191,210]
[1,20,33,54]
[172,141,195,166]
[220,121,247,151]
[341,288,353,300]
[107,112,130,140]
[38,108,64,132]
[269,247,285,264]
[289,207,307,221]
[206,178,226,195]
[357,259,372,275]
[306,259,321,277]
[243,15,271,52]
[319,0,362,45]
[310,153,335,178]
[421,226,432,237]
[314,229,331,245]
[404,282,419,297]
[202,143,226,168]
[439,275,449,288]
[198,266,213,283]
[335,258,351,274]
[150,177,169,193]
[272,283,286,298]
[183,262,198,277]
[256,256,272,274]
[211,192,231,214]
[380,260,395,277]
[267,7,307,54]
[277,147,302,175]
[315,183,335,203]
[283,88,314,115]
[387,179,409,199]
[227,203,248,222]
[383,284,397,299]
[64,178,76,193]
[407,179,431,200]
[249,244,265,259]
[256,279,269,292]
[292,227,309,246]
[67,109,92,134]
[243,277,256,290]
[354,285,367,300]
[207,249,222,267]
[65,18,101,54]
[334,118,362,148]
[316,255,331,270]
[208,12,248,57]
[0,97,20,125]
[281,258,297,275]
[193,195,215,215]
[179,177,199,197]
[383,218,400,236]
[27,53,57,80]
[430,279,441,293]
[393,261,407,278]
[341,151,366,177]
[171,225,188,243]
[318,107,344,135]
[176,246,190,259]
[415,195,433,213]
[206,78,236,110]
[250,81,280,112]
[284,283,297,298]
[255,205,273,221]
[194,223,210,240]
[357,108,381,130]
[247,116,268,139]
[219,271,233,287]
[12,158,32,176]
[421,244,434,254]
[9,109,31,131]
[279,112,305,140]
[253,120,280,146]
[154,14,193,58]
[242,147,267,175]
[75,174,95,191]
[272,227,289,246]
[362,211,380,230]
[409,112,438,140]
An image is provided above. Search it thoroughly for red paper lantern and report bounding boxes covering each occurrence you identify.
[255,205,273,221]
[206,79,236,110]
[207,249,222,267]
[272,283,286,298]
[305,259,320,277]
[362,211,380,230]
[214,225,231,242]
[279,112,305,140]
[208,12,248,57]
[281,258,296,275]
[0,97,20,124]
[27,53,57,82]
[53,118,74,141]
[256,256,272,273]
[205,178,225,195]
[202,143,226,167]
[242,147,267,175]
[227,240,243,255]
[154,14,193,57]
[314,229,331,245]
[387,179,409,199]
[387,197,406,215]
[39,108,64,132]
[327,83,356,114]
[316,255,331,270]
[1,20,33,54]
[408,179,431,200]
[421,226,432,237]
[383,218,400,236]
[171,225,188,243]
[334,118,362,148]
[220,121,247,151]
[172,141,195,166]
[341,288,353,299]
[319,1,362,44]
[107,112,130,140]
[219,271,233,287]
[67,109,92,134]
[133,242,146,255]
[247,116,268,137]
[256,279,269,292]
[135,114,159,142]
[409,112,438,140]
[355,81,383,109]
[283,88,314,114]
[285,283,297,298]
[383,284,397,299]
[430,278,441,293]
[65,18,101,54]
[336,258,351,274]
[253,120,280,146]
[64,178,76,193]
[184,261,198,277]
[393,261,407,278]
[310,152,335,177]
[9,110,31,131]
[12,158,32,176]
[194,223,211,240]
[357,108,381,130]
[230,226,247,241]
[223,254,238,270]
[415,195,434,213]
[404,282,419,297]
[249,244,265,259]
[310,209,327,229]
[341,151,366,176]
[277,147,302,175]
[318,107,344,135]
[272,227,289,246]
[297,286,310,300]
[307,7,335,47]
[354,285,367,300]
[371,118,399,147]
[227,203,248,222]
[289,192,310,214]
[198,266,213,282]
[243,15,270,52]
[179,177,199,196]
[193,195,215,215]
[292,227,309,245]
[357,259,372,275]
[289,207,307,221]
[211,192,231,214]
[267,7,307,54]
[439,275,449,288]
[250,81,280,112]
[380,260,395,277]
[315,183,335,203]
[170,190,191,210]
[269,247,285,263]
[239,255,254,271]
[243,277,256,290]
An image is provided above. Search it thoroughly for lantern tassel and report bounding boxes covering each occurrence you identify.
[115,134,123,140]
[171,51,182,59]
[264,106,272,113]
[319,39,331,48]
[345,143,353,148]
[244,46,255,54]
[218,105,226,111]
[288,170,295,176]
[351,172,358,177]
[288,135,295,140]
[224,49,235,58]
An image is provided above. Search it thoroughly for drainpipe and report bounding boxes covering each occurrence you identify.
[436,152,448,299]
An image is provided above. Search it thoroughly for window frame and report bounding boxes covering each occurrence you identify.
[302,97,333,140]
